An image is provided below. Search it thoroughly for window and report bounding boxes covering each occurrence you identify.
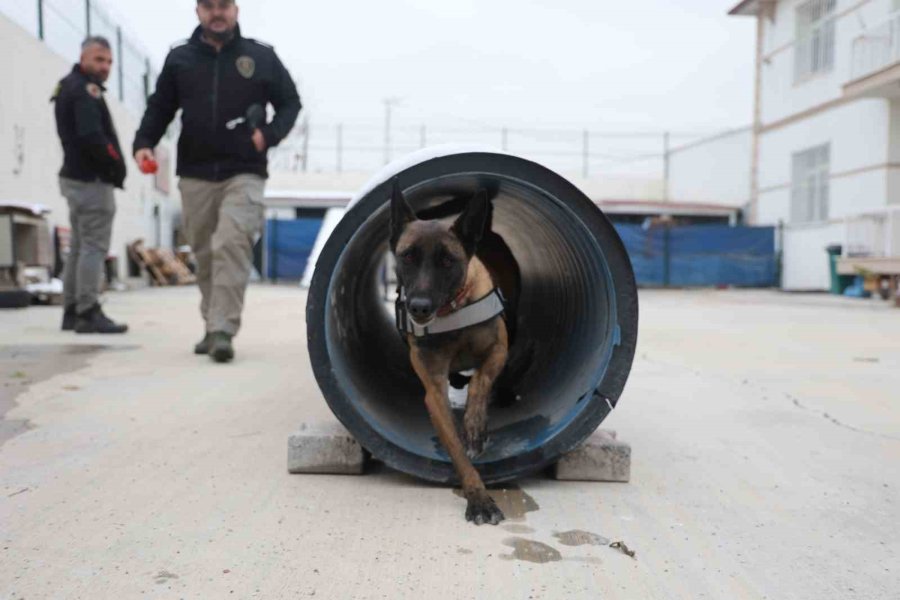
[794,0,837,82]
[791,144,830,223]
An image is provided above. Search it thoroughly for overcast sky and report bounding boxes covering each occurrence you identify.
[104,0,755,135]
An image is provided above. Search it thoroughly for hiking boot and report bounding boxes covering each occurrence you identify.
[194,332,212,355]
[208,331,234,363]
[74,304,128,334]
[62,304,77,331]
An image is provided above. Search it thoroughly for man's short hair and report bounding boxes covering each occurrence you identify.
[81,36,111,51]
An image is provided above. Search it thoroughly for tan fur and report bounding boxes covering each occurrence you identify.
[405,251,508,524]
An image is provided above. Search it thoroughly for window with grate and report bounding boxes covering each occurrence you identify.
[794,0,837,82]
[790,144,830,223]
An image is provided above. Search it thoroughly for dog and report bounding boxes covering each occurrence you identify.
[390,178,512,525]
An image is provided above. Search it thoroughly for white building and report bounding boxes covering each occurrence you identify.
[731,0,900,290]
[0,7,176,281]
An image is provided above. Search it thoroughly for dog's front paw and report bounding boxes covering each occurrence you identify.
[465,491,505,526]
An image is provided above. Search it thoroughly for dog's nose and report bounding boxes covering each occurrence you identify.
[407,297,434,319]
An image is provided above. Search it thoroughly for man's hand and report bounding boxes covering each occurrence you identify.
[134,148,155,164]
[252,129,267,153]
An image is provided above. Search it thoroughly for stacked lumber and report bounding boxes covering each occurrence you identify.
[128,240,196,286]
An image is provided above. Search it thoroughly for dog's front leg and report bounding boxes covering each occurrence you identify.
[410,348,505,525]
[464,339,508,458]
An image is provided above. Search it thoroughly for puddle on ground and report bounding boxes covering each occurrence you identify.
[0,344,132,447]
[453,484,539,521]
[500,537,562,564]
[553,530,610,547]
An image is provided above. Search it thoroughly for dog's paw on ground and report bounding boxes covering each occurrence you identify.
[465,492,505,525]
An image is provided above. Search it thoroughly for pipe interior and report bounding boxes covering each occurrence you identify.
[325,174,617,463]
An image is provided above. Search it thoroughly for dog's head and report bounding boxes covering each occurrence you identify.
[390,179,489,325]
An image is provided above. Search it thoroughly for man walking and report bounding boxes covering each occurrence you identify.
[133,0,301,362]
[53,36,128,334]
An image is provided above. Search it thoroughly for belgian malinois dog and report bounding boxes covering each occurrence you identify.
[390,179,511,525]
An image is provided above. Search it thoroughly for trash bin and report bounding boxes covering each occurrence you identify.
[825,244,853,295]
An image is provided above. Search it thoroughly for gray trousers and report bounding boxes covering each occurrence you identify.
[178,174,265,336]
[59,177,115,313]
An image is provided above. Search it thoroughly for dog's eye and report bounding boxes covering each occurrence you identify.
[401,252,415,264]
[440,255,454,268]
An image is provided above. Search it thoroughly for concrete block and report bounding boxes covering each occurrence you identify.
[554,429,630,482]
[287,421,366,475]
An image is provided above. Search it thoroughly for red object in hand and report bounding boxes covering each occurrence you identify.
[139,158,159,174]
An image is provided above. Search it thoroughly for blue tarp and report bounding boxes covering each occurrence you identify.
[265,218,323,280]
[613,224,777,287]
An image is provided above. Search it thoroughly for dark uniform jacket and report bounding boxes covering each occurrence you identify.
[53,65,127,189]
[133,25,302,181]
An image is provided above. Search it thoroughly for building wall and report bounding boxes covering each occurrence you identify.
[753,0,900,289]
[667,127,752,208]
[0,13,176,278]
[760,0,893,123]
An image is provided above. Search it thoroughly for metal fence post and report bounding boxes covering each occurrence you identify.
[37,0,44,40]
[301,119,309,172]
[663,131,670,201]
[85,0,91,36]
[582,129,589,178]
[336,124,343,173]
[143,57,151,100]
[116,27,124,102]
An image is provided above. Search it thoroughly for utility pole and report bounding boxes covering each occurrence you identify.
[383,97,401,164]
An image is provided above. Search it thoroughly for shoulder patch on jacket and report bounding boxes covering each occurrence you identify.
[86,83,102,99]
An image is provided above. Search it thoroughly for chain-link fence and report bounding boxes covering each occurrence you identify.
[269,119,714,181]
[1,0,157,119]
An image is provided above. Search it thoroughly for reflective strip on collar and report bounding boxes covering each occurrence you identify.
[397,289,505,338]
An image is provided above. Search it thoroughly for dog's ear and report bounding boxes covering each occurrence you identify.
[389,177,416,251]
[451,189,489,256]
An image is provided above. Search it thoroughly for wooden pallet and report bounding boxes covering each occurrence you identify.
[128,239,196,286]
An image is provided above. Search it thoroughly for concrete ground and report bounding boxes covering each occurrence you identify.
[0,286,897,599]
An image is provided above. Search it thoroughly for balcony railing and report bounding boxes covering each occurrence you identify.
[849,10,900,82]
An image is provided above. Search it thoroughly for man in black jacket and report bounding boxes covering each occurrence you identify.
[134,0,301,362]
[53,36,128,334]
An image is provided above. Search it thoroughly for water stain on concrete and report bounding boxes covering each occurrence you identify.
[453,484,539,522]
[0,344,128,447]
[502,523,536,534]
[456,548,473,555]
[499,537,562,564]
[553,530,610,547]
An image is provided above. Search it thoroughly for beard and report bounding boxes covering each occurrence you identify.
[202,22,235,43]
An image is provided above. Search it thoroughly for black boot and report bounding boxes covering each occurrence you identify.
[208,331,234,363]
[194,332,212,355]
[62,304,77,331]
[74,304,128,334]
